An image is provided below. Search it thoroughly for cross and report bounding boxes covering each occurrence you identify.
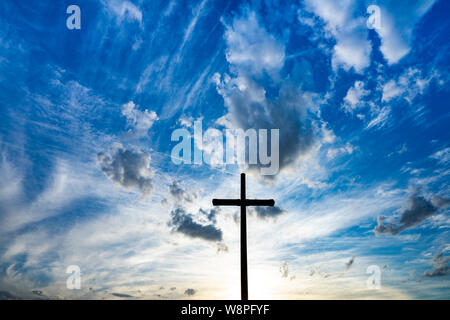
[212,173,275,300]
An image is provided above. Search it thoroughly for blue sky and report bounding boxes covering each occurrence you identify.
[0,0,449,299]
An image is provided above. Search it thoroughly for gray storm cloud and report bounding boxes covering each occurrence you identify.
[374,191,449,236]
[97,147,153,197]
[169,207,222,242]
[251,206,285,220]
[165,181,224,243]
[423,252,449,278]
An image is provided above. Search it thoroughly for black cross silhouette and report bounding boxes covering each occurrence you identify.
[212,173,275,300]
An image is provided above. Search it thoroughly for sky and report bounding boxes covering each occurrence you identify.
[0,0,449,300]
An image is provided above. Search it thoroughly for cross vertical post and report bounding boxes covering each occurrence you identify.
[240,173,248,301]
[212,173,275,300]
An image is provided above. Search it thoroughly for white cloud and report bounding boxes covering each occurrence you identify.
[214,10,322,174]
[342,80,370,112]
[366,106,391,130]
[303,0,371,73]
[303,0,436,71]
[430,147,450,164]
[326,142,355,159]
[332,29,371,73]
[374,1,436,64]
[224,10,285,75]
[0,157,114,233]
[103,0,143,26]
[121,101,158,138]
[381,79,404,102]
[381,68,437,103]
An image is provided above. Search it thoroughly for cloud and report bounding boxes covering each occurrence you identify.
[184,288,196,296]
[366,106,391,130]
[423,252,449,278]
[326,142,355,159]
[303,0,436,70]
[216,242,229,254]
[280,261,289,278]
[374,191,450,235]
[224,10,285,75]
[374,1,436,64]
[430,147,450,165]
[169,208,222,242]
[0,291,19,300]
[167,180,197,204]
[342,81,369,113]
[345,256,355,271]
[215,10,316,175]
[111,292,134,298]
[121,101,158,138]
[280,261,296,280]
[97,147,154,197]
[198,207,220,224]
[251,206,285,220]
[31,290,45,297]
[309,266,330,279]
[303,0,371,73]
[164,181,223,243]
[381,68,435,103]
[103,0,143,26]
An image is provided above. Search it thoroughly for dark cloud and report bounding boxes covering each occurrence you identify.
[169,208,222,242]
[345,256,355,271]
[423,253,449,278]
[0,291,19,300]
[165,182,224,243]
[98,148,153,197]
[431,196,450,208]
[374,191,449,235]
[32,290,44,297]
[184,288,196,296]
[215,10,316,176]
[111,293,133,298]
[217,81,315,175]
[251,206,285,220]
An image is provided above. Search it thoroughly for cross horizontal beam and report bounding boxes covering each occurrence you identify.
[212,199,275,206]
